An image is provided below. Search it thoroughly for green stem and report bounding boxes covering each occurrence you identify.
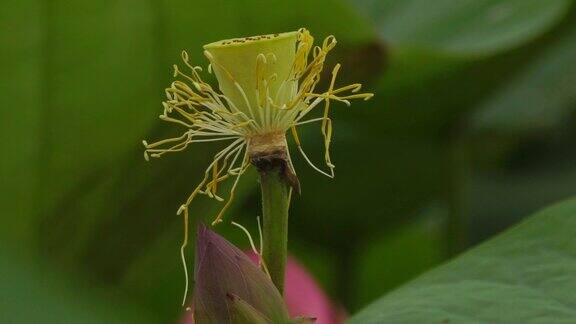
[259,167,290,295]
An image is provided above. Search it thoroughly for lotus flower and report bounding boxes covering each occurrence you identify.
[143,29,373,225]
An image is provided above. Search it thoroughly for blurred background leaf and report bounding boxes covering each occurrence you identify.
[0,0,43,253]
[2,0,576,322]
[0,248,158,323]
[353,0,571,55]
[472,23,576,134]
[351,204,446,310]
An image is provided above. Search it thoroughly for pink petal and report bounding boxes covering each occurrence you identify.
[246,251,345,324]
[182,248,345,324]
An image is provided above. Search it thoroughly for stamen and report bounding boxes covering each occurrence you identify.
[231,221,259,256]
[145,29,373,308]
[235,82,259,131]
[211,151,250,225]
[290,126,334,178]
[256,216,263,256]
[180,208,190,306]
[253,215,271,277]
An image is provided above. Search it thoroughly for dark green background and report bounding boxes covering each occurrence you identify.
[2,0,576,322]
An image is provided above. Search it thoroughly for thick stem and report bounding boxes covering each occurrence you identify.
[259,168,290,294]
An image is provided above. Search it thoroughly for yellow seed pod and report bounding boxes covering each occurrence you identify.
[204,32,299,119]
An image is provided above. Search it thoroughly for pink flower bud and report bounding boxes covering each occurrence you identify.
[191,224,290,323]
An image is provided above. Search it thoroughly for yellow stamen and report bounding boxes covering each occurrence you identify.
[143,28,374,306]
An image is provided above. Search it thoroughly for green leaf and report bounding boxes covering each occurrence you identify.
[0,0,42,251]
[0,250,158,324]
[351,206,445,311]
[351,0,571,56]
[349,198,576,323]
[472,23,576,134]
[39,0,160,214]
